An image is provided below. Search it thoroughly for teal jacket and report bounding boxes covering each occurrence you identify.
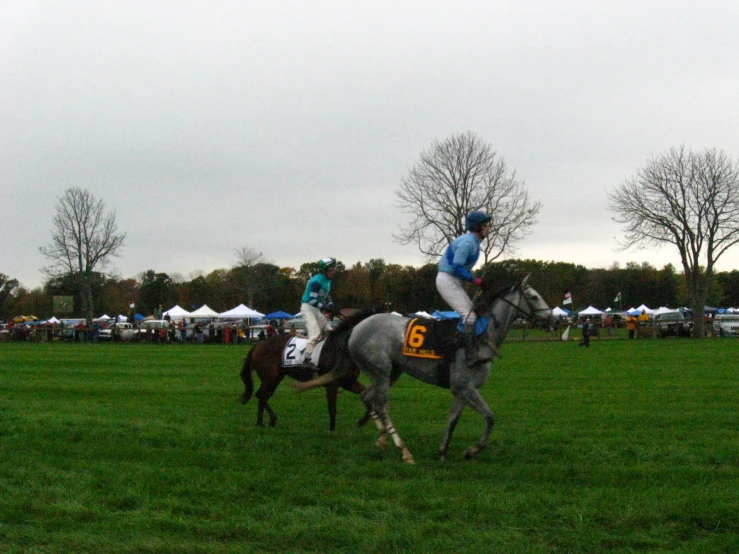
[301,274,332,308]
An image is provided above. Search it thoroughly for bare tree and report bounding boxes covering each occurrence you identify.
[608,146,739,336]
[394,131,541,265]
[39,188,126,325]
[232,247,267,307]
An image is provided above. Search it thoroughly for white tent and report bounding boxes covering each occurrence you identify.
[578,306,604,316]
[552,306,570,317]
[635,304,654,315]
[653,306,679,316]
[47,316,60,324]
[189,304,220,318]
[219,304,264,319]
[163,305,192,318]
[116,314,129,322]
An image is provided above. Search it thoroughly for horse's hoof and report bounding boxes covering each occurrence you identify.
[269,420,277,428]
[402,455,416,464]
[464,446,480,459]
[439,454,447,462]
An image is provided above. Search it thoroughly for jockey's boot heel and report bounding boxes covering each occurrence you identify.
[462,324,485,365]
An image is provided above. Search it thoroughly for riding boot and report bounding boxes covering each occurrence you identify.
[462,323,484,365]
[303,345,319,378]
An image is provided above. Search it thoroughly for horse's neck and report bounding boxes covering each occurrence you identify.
[485,295,520,346]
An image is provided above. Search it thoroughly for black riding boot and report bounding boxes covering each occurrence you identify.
[462,323,483,365]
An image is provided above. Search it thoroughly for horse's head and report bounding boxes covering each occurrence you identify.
[478,274,555,330]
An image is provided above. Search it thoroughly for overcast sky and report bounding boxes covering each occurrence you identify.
[3,1,739,290]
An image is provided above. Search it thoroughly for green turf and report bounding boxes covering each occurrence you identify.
[1,339,737,552]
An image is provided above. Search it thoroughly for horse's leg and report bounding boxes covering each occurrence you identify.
[379,411,415,464]
[457,388,495,459]
[344,380,373,429]
[256,375,284,428]
[438,395,466,462]
[325,384,338,432]
[367,386,414,464]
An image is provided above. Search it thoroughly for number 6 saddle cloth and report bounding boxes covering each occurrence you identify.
[402,318,459,360]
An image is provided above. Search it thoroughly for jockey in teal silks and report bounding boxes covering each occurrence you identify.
[436,211,491,365]
[300,257,338,364]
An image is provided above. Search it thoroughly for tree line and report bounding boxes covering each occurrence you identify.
[5,133,739,336]
[3,260,739,322]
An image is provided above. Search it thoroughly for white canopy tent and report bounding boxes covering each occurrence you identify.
[47,316,61,324]
[652,306,679,316]
[219,304,264,319]
[578,306,604,317]
[189,304,220,318]
[552,306,570,317]
[635,304,654,315]
[163,305,192,319]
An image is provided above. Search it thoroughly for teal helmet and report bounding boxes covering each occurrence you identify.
[318,257,336,273]
[466,210,491,232]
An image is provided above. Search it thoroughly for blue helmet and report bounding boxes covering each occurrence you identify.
[465,211,491,232]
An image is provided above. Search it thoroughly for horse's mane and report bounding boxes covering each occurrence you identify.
[475,281,519,312]
[332,307,384,336]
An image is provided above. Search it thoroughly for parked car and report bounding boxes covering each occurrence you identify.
[713,314,739,337]
[654,311,692,338]
[99,322,136,341]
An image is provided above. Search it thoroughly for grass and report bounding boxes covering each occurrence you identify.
[1,339,738,552]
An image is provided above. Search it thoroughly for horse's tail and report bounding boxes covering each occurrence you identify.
[239,348,255,404]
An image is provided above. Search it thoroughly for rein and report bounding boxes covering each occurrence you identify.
[487,283,550,330]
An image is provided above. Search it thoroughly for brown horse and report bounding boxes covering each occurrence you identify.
[239,312,374,430]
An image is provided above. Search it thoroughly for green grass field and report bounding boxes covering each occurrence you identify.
[1,339,738,552]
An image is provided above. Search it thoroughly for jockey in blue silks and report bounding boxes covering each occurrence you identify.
[436,211,491,365]
[300,257,338,363]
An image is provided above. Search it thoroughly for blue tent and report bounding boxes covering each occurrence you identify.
[134,313,145,321]
[263,310,295,320]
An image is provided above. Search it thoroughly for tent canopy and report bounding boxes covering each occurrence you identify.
[652,306,679,316]
[219,304,264,319]
[163,305,192,318]
[578,306,604,316]
[552,306,570,317]
[189,304,220,318]
[635,304,654,315]
[262,310,295,320]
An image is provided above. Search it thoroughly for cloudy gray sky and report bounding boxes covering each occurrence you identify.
[3,0,739,289]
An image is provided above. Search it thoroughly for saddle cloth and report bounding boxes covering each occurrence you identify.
[282,336,326,368]
[402,318,459,359]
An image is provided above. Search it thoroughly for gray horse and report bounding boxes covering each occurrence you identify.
[296,275,556,463]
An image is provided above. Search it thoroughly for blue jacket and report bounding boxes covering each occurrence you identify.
[438,232,481,282]
[301,273,332,308]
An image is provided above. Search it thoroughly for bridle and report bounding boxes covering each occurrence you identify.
[487,282,551,330]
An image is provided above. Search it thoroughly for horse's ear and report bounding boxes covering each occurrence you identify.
[521,273,531,287]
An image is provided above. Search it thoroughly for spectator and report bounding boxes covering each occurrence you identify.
[626,313,638,339]
[579,318,591,348]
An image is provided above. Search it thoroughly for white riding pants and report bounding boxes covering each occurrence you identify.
[436,271,476,326]
[300,302,331,353]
